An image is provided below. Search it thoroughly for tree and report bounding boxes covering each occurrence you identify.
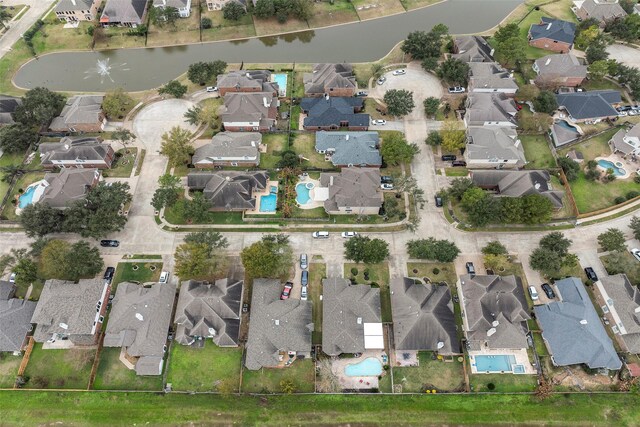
[602,250,639,276]
[102,88,134,120]
[440,120,466,153]
[598,228,626,252]
[529,247,564,277]
[111,127,135,151]
[558,156,580,181]
[160,126,194,167]
[520,194,554,224]
[187,61,227,86]
[151,173,181,211]
[495,36,527,67]
[383,89,415,117]
[371,63,384,80]
[12,258,38,288]
[12,87,66,127]
[519,112,553,134]
[421,57,439,72]
[184,106,202,126]
[159,80,188,99]
[423,97,440,118]
[223,1,246,20]
[575,25,600,49]
[240,234,293,278]
[606,15,640,42]
[20,203,65,237]
[401,26,448,60]
[0,8,11,29]
[0,124,38,153]
[254,0,275,18]
[630,216,640,240]
[447,177,474,201]
[425,130,442,146]
[39,240,103,281]
[493,23,520,43]
[482,241,508,256]
[539,232,572,256]
[277,150,300,168]
[586,36,610,64]
[461,187,496,227]
[588,60,610,80]
[183,192,211,223]
[406,238,460,262]
[201,17,212,29]
[344,235,389,264]
[151,6,179,26]
[380,132,418,165]
[484,254,510,272]
[174,242,228,280]
[620,0,637,14]
[515,84,540,103]
[533,91,558,114]
[184,231,228,253]
[436,58,470,85]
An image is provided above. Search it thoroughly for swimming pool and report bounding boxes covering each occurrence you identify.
[345,357,383,377]
[597,159,626,177]
[555,120,578,131]
[18,185,37,209]
[272,73,288,97]
[473,355,517,373]
[260,193,277,212]
[295,183,313,204]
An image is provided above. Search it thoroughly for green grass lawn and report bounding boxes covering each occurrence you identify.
[601,251,640,285]
[31,15,93,54]
[532,331,548,356]
[558,128,617,160]
[521,135,556,169]
[469,373,538,393]
[201,10,256,42]
[291,133,329,169]
[260,133,288,169]
[444,167,468,177]
[23,343,94,389]
[166,344,243,392]
[2,153,46,221]
[406,262,457,285]
[92,348,162,391]
[0,353,21,388]
[393,352,466,393]
[112,262,163,289]
[309,263,326,345]
[307,0,359,28]
[344,262,392,322]
[104,148,137,178]
[241,358,315,393]
[163,196,245,225]
[13,279,43,301]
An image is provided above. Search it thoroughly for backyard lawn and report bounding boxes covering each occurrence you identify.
[241,358,315,393]
[252,16,309,36]
[31,15,93,54]
[521,135,556,169]
[309,263,326,345]
[352,0,405,20]
[291,133,329,169]
[147,6,200,47]
[392,352,466,393]
[344,262,392,322]
[260,133,288,169]
[166,344,243,392]
[104,148,137,178]
[406,262,457,285]
[0,354,21,388]
[307,1,359,28]
[201,10,256,42]
[93,348,162,391]
[400,0,442,10]
[112,262,163,289]
[469,373,538,393]
[23,344,94,389]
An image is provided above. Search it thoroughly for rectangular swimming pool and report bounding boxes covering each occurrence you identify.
[260,193,277,212]
[272,73,287,97]
[473,355,517,373]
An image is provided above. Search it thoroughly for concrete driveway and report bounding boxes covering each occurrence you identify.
[606,44,640,69]
[132,99,199,152]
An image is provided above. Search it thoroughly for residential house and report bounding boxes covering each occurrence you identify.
[55,0,100,22]
[187,171,268,212]
[319,168,383,215]
[457,274,530,352]
[103,282,176,376]
[451,35,495,62]
[0,281,36,353]
[533,54,587,87]
[464,93,518,128]
[301,97,369,131]
[39,137,115,169]
[528,17,576,53]
[303,64,357,98]
[216,70,278,97]
[244,278,313,370]
[31,279,110,346]
[49,95,106,133]
[467,62,518,94]
[314,131,381,167]
[206,0,247,11]
[556,90,621,123]
[464,126,526,169]
[174,278,244,347]
[36,169,101,209]
[100,0,148,27]
[575,0,627,26]
[322,278,382,356]
[635,3,640,14]
[152,0,191,18]
[471,169,565,208]
[609,123,640,156]
[595,274,640,354]
[0,95,21,126]
[221,92,278,132]
[535,277,621,370]
[192,132,262,168]
[390,278,459,354]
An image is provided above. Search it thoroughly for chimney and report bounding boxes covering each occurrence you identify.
[263,97,268,108]
[71,0,77,5]
[546,23,552,30]
[545,58,551,66]
[345,134,349,141]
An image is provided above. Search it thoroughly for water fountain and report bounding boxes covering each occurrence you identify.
[83,58,130,84]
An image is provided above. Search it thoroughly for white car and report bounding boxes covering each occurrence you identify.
[341,231,358,238]
[380,183,394,190]
[301,285,308,301]
[206,86,218,92]
[528,286,539,301]
[376,76,386,85]
[159,271,170,284]
[448,86,465,93]
[631,248,640,262]
[9,272,16,283]
[372,119,386,126]
[392,69,407,76]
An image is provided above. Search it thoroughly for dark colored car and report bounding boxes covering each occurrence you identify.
[281,282,293,300]
[242,303,249,313]
[301,270,309,286]
[380,176,393,184]
[100,240,120,247]
[452,160,467,167]
[584,267,598,282]
[434,195,443,207]
[541,283,555,299]
[465,262,475,275]
[103,267,115,283]
[441,154,457,161]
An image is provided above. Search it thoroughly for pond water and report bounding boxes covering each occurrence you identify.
[13,0,522,92]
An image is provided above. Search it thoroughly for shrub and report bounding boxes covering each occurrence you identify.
[350,267,358,276]
[201,17,212,29]
[627,191,640,200]
[487,383,496,391]
[615,196,626,204]
[635,175,640,184]
[432,267,440,275]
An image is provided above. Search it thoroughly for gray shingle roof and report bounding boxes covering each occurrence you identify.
[0,282,36,353]
[315,131,381,167]
[55,0,96,12]
[39,137,111,167]
[391,278,459,354]
[320,168,383,212]
[303,63,356,96]
[187,171,268,211]
[152,0,189,9]
[597,274,640,354]
[100,0,148,24]
[192,132,261,165]
[468,62,518,91]
[528,17,576,44]
[459,274,530,350]
[0,280,15,300]
[301,97,369,128]
[534,54,587,79]
[322,278,381,356]
[221,92,276,128]
[104,282,176,376]
[471,169,565,208]
[556,90,621,120]
[245,278,313,370]
[174,278,243,347]
[465,127,526,165]
[217,70,278,94]
[31,279,108,343]
[49,95,103,131]
[579,0,627,22]
[40,169,100,209]
[0,95,21,125]
[535,277,621,370]
[465,93,518,126]
[609,123,640,155]
[452,36,494,62]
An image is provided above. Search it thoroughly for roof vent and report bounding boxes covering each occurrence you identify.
[580,319,588,325]
[357,317,362,324]
[634,307,640,313]
[546,23,552,30]
[545,58,552,66]
[263,97,269,108]
[345,134,349,141]
[437,341,445,349]
[275,319,280,325]
[135,313,144,321]
[208,327,216,336]
[487,327,497,337]
[492,320,499,327]
[59,322,69,330]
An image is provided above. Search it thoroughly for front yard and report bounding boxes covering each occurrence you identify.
[23,344,94,389]
[406,262,457,285]
[166,344,243,392]
[344,262,392,322]
[241,358,315,393]
[309,263,326,345]
[93,347,162,391]
[392,352,466,393]
[104,148,138,178]
[112,262,163,290]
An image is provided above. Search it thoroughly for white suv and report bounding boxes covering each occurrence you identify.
[631,248,640,262]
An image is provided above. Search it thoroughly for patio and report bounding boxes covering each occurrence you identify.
[245,180,279,215]
[468,348,536,375]
[594,155,634,180]
[330,350,388,390]
[295,176,325,210]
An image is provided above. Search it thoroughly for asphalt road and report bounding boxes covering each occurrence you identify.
[0,0,55,59]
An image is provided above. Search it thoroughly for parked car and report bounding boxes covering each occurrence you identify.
[392,69,407,76]
[281,282,293,300]
[448,86,465,93]
[452,294,459,303]
[300,253,308,270]
[206,86,218,92]
[380,176,393,184]
[9,272,15,283]
[528,286,539,301]
[301,270,309,286]
[380,183,394,190]
[465,262,475,275]
[441,154,457,161]
[341,231,358,238]
[372,119,387,125]
[541,283,556,299]
[242,303,249,313]
[584,267,598,282]
[377,76,386,85]
[301,285,308,301]
[100,239,120,247]
[434,195,443,207]
[312,231,329,239]
[103,267,115,283]
[356,91,368,96]
[159,271,170,284]
[632,248,640,262]
[452,160,467,167]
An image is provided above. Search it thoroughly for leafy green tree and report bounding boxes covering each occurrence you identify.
[102,88,133,119]
[630,216,640,240]
[482,241,508,256]
[240,234,293,278]
[406,238,460,262]
[383,89,415,117]
[20,203,65,237]
[499,197,523,223]
[461,187,495,227]
[447,177,474,201]
[160,126,194,167]
[440,120,466,153]
[187,61,227,86]
[0,8,12,29]
[558,156,580,181]
[515,84,540,102]
[495,36,527,67]
[13,257,38,288]
[521,194,554,224]
[483,254,511,272]
[13,87,66,127]
[423,97,440,118]
[533,91,558,114]
[401,25,448,60]
[38,239,70,279]
[602,250,639,276]
[183,192,211,223]
[425,130,442,146]
[344,235,390,264]
[575,25,600,49]
[65,241,104,280]
[0,124,38,153]
[529,247,563,277]
[174,242,228,280]
[421,57,439,72]
[159,80,188,98]
[620,0,637,14]
[586,36,610,64]
[597,228,626,252]
[254,0,275,18]
[151,6,179,26]
[540,232,572,255]
[184,106,202,126]
[201,17,212,29]
[277,150,300,168]
[380,132,418,165]
[151,173,181,211]
[436,58,470,85]
[184,231,229,253]
[111,127,135,151]
[493,23,520,43]
[519,112,553,134]
[371,63,384,79]
[588,60,610,80]
[606,14,640,42]
[223,1,246,21]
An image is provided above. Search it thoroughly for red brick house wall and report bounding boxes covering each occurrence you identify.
[528,38,572,53]
[218,86,263,97]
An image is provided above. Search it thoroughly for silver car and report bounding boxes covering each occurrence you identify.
[301,285,308,301]
[300,253,308,270]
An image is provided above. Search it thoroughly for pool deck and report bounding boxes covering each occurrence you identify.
[468,349,536,375]
[272,73,288,97]
[595,155,633,179]
[296,177,324,210]
[245,180,279,215]
[331,351,388,390]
